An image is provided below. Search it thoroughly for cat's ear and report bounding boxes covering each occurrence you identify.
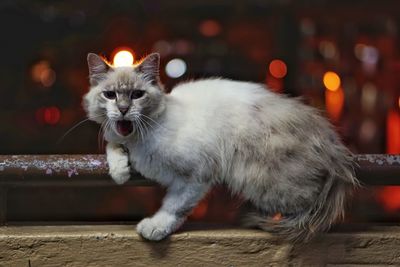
[136,53,160,84]
[87,53,110,86]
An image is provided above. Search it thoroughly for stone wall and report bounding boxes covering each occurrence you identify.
[1,224,399,266]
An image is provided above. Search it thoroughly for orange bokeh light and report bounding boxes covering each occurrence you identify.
[31,60,56,87]
[386,110,400,154]
[112,49,134,67]
[269,59,287,79]
[323,71,341,91]
[325,87,344,122]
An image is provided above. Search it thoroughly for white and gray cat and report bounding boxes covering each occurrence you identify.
[83,52,358,242]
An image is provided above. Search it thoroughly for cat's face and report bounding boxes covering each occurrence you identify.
[83,53,165,138]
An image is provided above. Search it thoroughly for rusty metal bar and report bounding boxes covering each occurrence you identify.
[0,154,399,186]
[0,155,154,186]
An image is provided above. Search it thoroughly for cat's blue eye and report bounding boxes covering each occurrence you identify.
[130,90,145,99]
[103,91,117,100]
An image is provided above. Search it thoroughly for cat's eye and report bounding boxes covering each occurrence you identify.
[103,91,117,100]
[130,90,145,99]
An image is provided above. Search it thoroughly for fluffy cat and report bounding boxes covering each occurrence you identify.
[83,52,358,242]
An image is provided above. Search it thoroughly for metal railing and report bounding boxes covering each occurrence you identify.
[0,154,399,224]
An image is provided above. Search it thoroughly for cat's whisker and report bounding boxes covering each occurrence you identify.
[140,114,164,129]
[139,115,162,138]
[136,117,147,141]
[137,116,156,138]
[99,120,107,151]
[140,119,152,139]
[98,118,112,151]
[138,115,156,131]
[97,119,107,151]
[103,119,113,149]
[134,117,145,141]
[57,114,106,145]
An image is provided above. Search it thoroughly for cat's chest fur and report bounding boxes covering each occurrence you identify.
[124,137,177,186]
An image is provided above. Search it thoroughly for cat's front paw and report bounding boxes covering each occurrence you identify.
[137,215,176,241]
[108,157,131,185]
[109,167,130,185]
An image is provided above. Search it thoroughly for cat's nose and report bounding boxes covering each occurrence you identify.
[119,107,129,115]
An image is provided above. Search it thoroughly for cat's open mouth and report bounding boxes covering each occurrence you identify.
[116,120,133,136]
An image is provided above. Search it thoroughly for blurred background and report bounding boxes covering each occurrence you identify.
[0,0,399,225]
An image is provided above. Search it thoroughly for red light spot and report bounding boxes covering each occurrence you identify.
[379,186,400,213]
[189,200,208,220]
[387,110,400,154]
[269,59,287,79]
[199,20,221,37]
[266,76,283,93]
[36,106,61,125]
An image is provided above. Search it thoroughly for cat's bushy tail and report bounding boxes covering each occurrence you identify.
[244,158,359,243]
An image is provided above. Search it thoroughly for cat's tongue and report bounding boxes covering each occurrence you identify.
[116,120,133,136]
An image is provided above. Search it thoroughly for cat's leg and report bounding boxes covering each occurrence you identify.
[106,142,131,185]
[137,180,210,241]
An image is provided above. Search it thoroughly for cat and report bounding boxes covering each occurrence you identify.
[83,52,358,242]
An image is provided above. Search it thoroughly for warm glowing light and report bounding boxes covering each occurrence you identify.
[387,110,400,154]
[398,96,400,109]
[189,200,208,220]
[323,71,341,91]
[199,20,221,37]
[319,41,336,59]
[165,58,187,78]
[35,106,61,125]
[361,83,377,113]
[325,87,344,122]
[379,186,400,213]
[269,59,287,79]
[359,119,377,143]
[113,50,134,67]
[266,76,283,93]
[31,60,56,87]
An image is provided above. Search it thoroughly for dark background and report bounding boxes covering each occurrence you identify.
[0,0,399,223]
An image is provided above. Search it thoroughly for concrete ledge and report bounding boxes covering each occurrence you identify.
[1,225,400,266]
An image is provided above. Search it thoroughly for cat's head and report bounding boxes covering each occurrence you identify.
[83,53,165,138]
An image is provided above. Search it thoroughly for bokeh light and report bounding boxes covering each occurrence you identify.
[269,59,287,79]
[361,83,377,113]
[325,87,344,122]
[31,60,56,87]
[35,106,61,125]
[387,110,400,154]
[189,200,208,220]
[319,41,337,59]
[199,19,221,37]
[165,58,187,78]
[152,40,172,56]
[359,119,377,143]
[113,50,134,67]
[323,71,341,91]
[379,186,400,213]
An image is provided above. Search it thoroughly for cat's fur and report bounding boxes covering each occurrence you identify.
[83,52,358,242]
